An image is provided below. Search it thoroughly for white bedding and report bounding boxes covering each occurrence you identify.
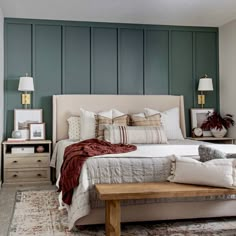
[51,138,236,178]
[51,139,201,178]
[50,139,236,229]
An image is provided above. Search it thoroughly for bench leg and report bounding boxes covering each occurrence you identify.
[105,200,121,236]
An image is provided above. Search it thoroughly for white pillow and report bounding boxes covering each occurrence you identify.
[112,109,126,118]
[67,116,80,140]
[80,108,126,141]
[80,108,97,140]
[168,156,236,188]
[144,107,184,140]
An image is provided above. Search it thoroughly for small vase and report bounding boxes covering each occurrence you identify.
[36,145,44,153]
[12,130,22,139]
[210,126,227,138]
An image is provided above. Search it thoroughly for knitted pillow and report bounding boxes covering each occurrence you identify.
[198,144,236,162]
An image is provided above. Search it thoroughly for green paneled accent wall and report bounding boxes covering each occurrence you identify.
[171,31,193,133]
[195,32,218,108]
[92,28,117,94]
[34,25,62,136]
[145,30,169,95]
[5,23,32,137]
[4,18,219,138]
[119,29,144,94]
[64,26,90,94]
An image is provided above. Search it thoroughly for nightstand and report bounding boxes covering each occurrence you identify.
[2,140,52,185]
[188,137,235,144]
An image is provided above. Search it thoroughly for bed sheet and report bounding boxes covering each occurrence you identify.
[50,139,204,178]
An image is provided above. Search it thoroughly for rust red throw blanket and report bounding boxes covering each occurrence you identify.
[58,138,137,205]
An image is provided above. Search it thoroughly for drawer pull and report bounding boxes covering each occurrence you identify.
[13,160,18,163]
[37,160,42,163]
[13,174,18,178]
[37,174,42,177]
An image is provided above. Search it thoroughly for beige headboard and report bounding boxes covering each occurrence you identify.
[53,94,186,146]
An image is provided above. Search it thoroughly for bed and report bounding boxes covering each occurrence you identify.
[52,94,236,230]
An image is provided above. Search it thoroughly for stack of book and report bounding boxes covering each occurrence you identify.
[7,138,26,142]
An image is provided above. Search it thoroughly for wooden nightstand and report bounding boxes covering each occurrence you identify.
[2,140,52,185]
[188,137,235,144]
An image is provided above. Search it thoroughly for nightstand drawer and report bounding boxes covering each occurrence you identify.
[4,155,49,169]
[4,168,50,183]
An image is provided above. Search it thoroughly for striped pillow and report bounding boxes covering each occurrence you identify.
[104,125,168,144]
[67,116,80,140]
[130,113,161,126]
[96,115,128,139]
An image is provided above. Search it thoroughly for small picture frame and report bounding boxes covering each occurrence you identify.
[190,108,214,137]
[29,123,46,140]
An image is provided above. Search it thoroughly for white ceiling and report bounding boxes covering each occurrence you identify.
[1,0,236,27]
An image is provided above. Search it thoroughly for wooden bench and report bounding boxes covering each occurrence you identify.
[95,182,236,236]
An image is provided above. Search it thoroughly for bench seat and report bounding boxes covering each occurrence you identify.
[95,182,236,236]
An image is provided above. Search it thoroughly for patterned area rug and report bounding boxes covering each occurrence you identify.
[8,190,236,236]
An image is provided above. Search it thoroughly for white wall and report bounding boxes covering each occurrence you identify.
[0,8,3,186]
[219,19,236,138]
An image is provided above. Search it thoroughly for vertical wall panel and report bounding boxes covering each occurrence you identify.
[64,26,90,94]
[35,25,61,138]
[5,23,32,138]
[119,29,143,94]
[171,31,193,134]
[92,28,117,94]
[145,30,169,94]
[4,19,219,138]
[195,32,217,109]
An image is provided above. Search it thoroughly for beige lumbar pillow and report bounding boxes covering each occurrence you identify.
[104,125,168,144]
[96,109,128,140]
[130,112,161,126]
[168,156,236,188]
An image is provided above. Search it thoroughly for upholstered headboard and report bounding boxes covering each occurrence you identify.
[52,95,186,146]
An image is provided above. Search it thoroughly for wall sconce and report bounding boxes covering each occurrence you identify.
[198,74,213,108]
[18,73,34,109]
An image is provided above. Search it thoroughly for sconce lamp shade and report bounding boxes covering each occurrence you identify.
[198,78,213,91]
[18,76,34,91]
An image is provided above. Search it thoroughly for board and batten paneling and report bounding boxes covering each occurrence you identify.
[195,32,218,109]
[119,29,144,94]
[64,26,90,94]
[144,30,169,95]
[4,19,219,139]
[92,28,117,94]
[171,31,193,133]
[34,25,62,138]
[5,23,32,138]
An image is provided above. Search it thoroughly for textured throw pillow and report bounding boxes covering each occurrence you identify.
[130,113,161,126]
[168,156,236,188]
[144,107,184,140]
[104,125,168,144]
[67,116,80,140]
[199,144,236,162]
[199,144,227,162]
[97,114,128,139]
